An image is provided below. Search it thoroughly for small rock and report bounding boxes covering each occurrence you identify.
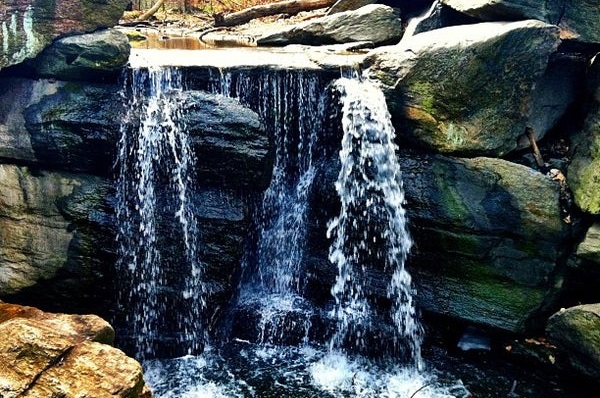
[546,304,600,380]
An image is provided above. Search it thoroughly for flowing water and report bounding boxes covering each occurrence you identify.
[211,70,327,344]
[114,62,588,397]
[327,78,422,368]
[116,67,205,358]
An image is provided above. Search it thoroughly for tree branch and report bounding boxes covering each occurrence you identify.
[138,0,165,21]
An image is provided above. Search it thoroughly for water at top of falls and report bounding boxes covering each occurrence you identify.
[327,77,423,369]
[116,66,205,359]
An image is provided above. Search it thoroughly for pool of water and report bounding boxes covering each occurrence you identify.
[142,341,592,398]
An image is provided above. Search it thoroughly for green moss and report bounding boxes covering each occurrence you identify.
[445,123,469,150]
[435,170,469,221]
[409,81,436,114]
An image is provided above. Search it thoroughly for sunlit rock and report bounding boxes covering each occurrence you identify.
[547,304,600,379]
[30,29,130,81]
[257,4,403,46]
[0,0,128,70]
[0,303,150,398]
[364,20,561,156]
[441,0,600,44]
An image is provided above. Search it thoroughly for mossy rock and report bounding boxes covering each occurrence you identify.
[365,20,560,156]
[547,304,600,379]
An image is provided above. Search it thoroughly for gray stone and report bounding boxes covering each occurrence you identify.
[440,0,564,23]
[257,4,402,47]
[408,1,482,36]
[441,0,600,45]
[547,304,600,379]
[326,0,377,15]
[364,20,561,156]
[0,0,128,70]
[527,52,588,142]
[577,223,600,265]
[31,29,130,81]
[560,0,600,44]
[23,81,123,176]
[162,90,271,189]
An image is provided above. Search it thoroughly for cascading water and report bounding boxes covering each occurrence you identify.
[213,71,327,344]
[327,78,423,368]
[121,62,467,398]
[116,67,204,358]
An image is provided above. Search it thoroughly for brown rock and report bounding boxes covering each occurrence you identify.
[21,341,146,398]
[0,302,115,344]
[0,303,150,398]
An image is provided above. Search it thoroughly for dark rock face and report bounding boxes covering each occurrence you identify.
[0,0,128,69]
[0,68,271,324]
[568,56,600,215]
[178,91,271,189]
[308,151,568,333]
[400,154,567,332]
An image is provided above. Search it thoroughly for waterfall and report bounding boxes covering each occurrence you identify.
[327,78,423,368]
[116,67,204,358]
[213,71,327,344]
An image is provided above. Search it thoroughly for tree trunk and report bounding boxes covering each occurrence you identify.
[138,0,165,21]
[214,0,337,27]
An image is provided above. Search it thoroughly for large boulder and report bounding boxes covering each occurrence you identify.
[257,4,403,46]
[0,0,128,70]
[0,302,150,398]
[30,29,130,81]
[308,153,568,333]
[546,304,600,379]
[440,0,565,24]
[401,154,568,332]
[364,20,561,156]
[568,56,600,214]
[441,0,600,45]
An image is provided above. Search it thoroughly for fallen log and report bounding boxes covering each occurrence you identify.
[138,0,165,21]
[214,0,337,27]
